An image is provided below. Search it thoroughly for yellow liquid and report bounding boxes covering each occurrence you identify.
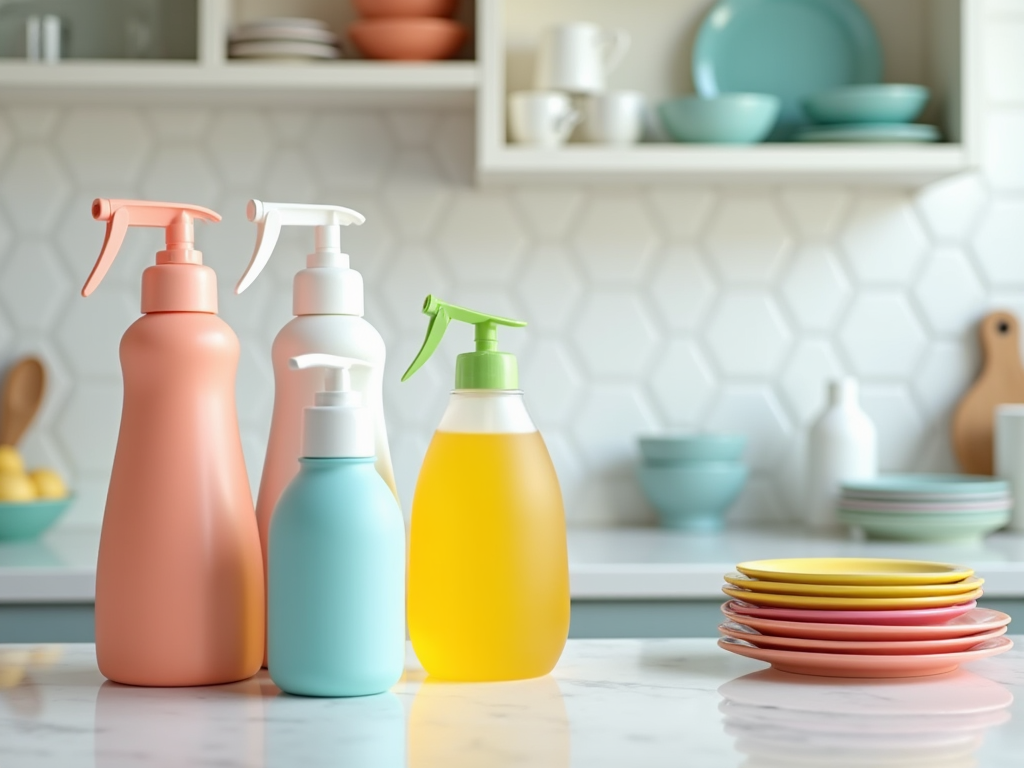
[408,431,570,681]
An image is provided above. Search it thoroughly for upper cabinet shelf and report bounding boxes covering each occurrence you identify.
[0,0,478,104]
[476,0,983,186]
[0,0,984,186]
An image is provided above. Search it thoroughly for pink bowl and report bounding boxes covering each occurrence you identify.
[354,0,458,18]
[349,18,466,61]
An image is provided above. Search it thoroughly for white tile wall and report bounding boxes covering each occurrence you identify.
[2,5,1022,530]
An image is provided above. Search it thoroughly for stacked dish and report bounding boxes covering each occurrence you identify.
[796,83,939,143]
[228,17,341,61]
[718,557,1012,677]
[837,474,1011,543]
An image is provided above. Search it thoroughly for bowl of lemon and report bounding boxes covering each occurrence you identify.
[0,445,71,541]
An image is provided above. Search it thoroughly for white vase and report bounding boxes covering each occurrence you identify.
[806,379,877,530]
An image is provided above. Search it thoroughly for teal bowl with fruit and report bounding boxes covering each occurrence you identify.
[0,496,73,541]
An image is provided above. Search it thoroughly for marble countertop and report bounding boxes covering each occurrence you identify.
[1,639,1022,767]
[8,526,1024,603]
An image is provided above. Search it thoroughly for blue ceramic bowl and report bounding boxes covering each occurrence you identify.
[803,84,930,125]
[658,94,780,144]
[639,434,746,464]
[0,496,72,541]
[637,463,747,531]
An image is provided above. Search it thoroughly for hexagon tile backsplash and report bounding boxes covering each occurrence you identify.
[3,7,1023,530]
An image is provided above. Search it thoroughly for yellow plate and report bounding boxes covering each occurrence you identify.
[735,558,974,586]
[721,585,985,610]
[724,572,983,598]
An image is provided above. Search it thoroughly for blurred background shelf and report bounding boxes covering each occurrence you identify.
[0,60,479,105]
[478,143,971,186]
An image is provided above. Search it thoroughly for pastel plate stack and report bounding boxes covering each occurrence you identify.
[718,557,1012,677]
[228,17,341,61]
[837,474,1012,543]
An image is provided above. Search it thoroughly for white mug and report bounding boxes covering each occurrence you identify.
[508,91,581,148]
[580,90,646,144]
[995,404,1024,531]
[534,22,631,95]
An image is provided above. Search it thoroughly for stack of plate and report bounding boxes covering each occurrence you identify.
[718,557,1012,678]
[837,474,1012,543]
[229,17,341,61]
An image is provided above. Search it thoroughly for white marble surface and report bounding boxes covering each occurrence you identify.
[7,526,1024,603]
[0,639,1023,767]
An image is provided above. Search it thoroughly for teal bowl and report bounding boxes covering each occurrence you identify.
[803,84,930,125]
[638,462,747,532]
[0,496,72,541]
[639,434,746,464]
[658,94,781,144]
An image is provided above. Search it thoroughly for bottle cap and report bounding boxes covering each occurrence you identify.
[236,200,366,316]
[82,198,222,313]
[290,353,374,458]
[402,295,527,390]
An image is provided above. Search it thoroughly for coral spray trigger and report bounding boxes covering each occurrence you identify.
[402,295,569,681]
[85,199,263,686]
[268,353,405,697]
[237,200,396,667]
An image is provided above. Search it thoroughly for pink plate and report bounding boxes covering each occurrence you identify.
[718,636,1013,678]
[721,604,1011,641]
[719,620,1009,654]
[725,599,977,626]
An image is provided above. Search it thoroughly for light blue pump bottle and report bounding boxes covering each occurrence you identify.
[268,353,406,697]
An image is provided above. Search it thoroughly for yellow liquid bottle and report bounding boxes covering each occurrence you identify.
[408,409,570,681]
[401,296,570,681]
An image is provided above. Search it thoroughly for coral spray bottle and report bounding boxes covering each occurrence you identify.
[83,199,264,686]
[402,296,569,681]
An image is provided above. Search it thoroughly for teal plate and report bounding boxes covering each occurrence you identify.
[838,508,1010,543]
[841,474,1010,499]
[795,123,940,143]
[693,0,882,138]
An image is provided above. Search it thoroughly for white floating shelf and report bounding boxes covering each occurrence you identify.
[478,143,971,185]
[0,60,479,105]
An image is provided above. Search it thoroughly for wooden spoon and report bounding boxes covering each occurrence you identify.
[0,357,46,446]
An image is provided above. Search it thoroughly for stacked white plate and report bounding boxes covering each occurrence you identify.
[837,474,1012,543]
[229,17,341,61]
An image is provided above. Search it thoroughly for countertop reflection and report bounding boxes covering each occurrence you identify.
[0,639,1022,767]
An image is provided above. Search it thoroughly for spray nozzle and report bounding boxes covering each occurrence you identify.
[289,353,375,458]
[236,200,365,295]
[82,198,221,297]
[402,295,526,390]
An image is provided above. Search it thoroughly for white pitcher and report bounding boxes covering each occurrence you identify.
[534,22,631,94]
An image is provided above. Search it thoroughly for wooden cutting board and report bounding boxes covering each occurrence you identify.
[952,310,1024,474]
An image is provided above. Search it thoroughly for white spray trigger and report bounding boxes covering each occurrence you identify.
[236,200,365,295]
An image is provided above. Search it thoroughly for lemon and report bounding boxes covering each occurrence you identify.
[29,469,66,500]
[0,445,24,475]
[0,472,35,502]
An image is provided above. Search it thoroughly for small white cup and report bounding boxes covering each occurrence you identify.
[534,22,631,95]
[995,404,1024,531]
[580,90,646,145]
[508,90,581,148]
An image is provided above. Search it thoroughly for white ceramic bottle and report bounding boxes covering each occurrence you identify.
[806,378,877,530]
[236,200,398,665]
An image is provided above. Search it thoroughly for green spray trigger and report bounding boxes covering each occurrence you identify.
[401,295,526,390]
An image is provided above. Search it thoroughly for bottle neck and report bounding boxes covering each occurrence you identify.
[437,390,536,434]
[141,263,218,313]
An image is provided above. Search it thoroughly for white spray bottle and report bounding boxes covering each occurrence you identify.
[236,200,397,665]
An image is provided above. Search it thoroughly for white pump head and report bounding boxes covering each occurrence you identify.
[290,353,374,459]
[236,200,366,316]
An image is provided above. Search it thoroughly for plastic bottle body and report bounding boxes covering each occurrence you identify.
[95,312,264,686]
[269,457,406,697]
[408,391,569,681]
[256,314,394,664]
[806,380,878,530]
